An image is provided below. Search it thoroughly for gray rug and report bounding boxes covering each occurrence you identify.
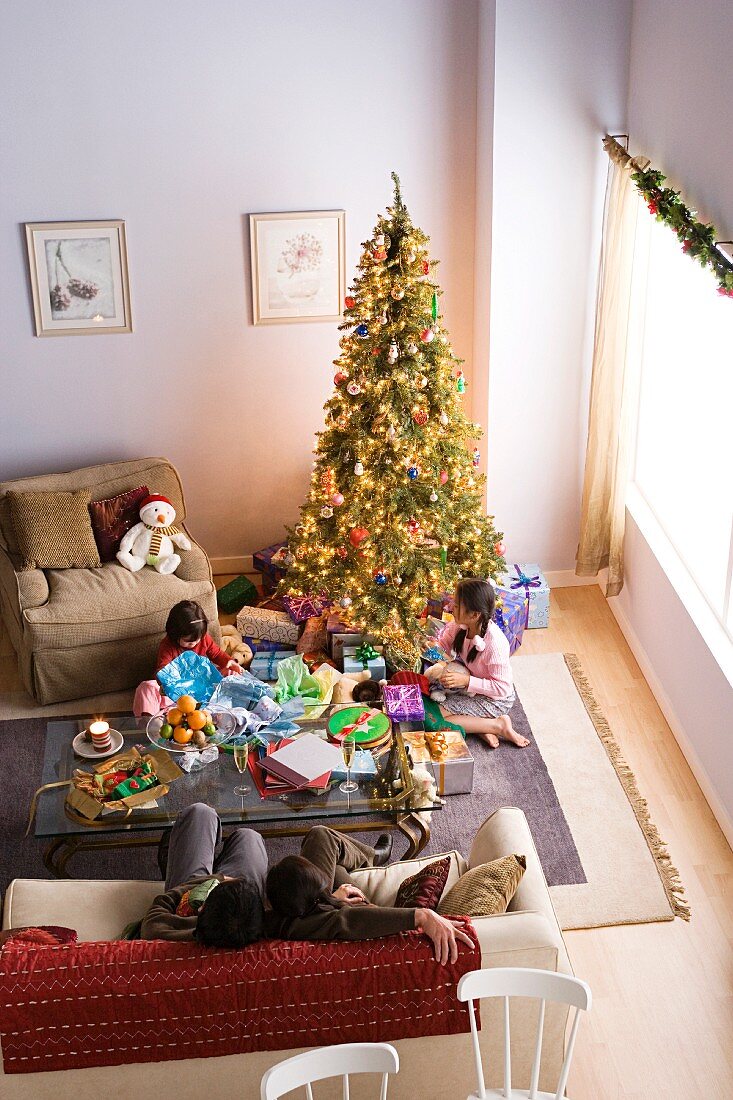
[0,696,584,898]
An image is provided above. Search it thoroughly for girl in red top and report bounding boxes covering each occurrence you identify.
[133,600,242,720]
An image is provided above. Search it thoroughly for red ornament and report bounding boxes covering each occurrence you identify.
[344,295,356,309]
[334,371,348,385]
[407,518,421,537]
[412,408,428,426]
[335,546,348,559]
[371,347,381,356]
[495,540,506,557]
[647,201,658,215]
[681,240,692,253]
[349,526,370,548]
[420,327,435,343]
[439,470,449,485]
[372,247,387,261]
[422,260,429,275]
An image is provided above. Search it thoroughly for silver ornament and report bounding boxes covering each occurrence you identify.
[393,575,402,586]
[439,411,449,426]
[429,491,439,502]
[340,596,352,609]
[354,461,365,476]
[407,342,418,355]
[386,425,396,441]
[419,375,428,388]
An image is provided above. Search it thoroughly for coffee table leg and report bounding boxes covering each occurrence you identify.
[43,837,72,878]
[397,812,431,859]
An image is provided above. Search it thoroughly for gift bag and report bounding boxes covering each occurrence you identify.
[157,652,223,705]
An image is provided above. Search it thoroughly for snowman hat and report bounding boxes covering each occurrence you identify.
[140,494,174,510]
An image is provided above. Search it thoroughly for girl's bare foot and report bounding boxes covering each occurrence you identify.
[477,732,500,749]
[497,715,530,748]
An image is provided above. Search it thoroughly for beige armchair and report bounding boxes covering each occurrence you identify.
[0,457,219,705]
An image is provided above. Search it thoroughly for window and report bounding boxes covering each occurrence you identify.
[632,213,733,640]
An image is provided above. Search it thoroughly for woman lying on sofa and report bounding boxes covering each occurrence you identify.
[140,803,472,965]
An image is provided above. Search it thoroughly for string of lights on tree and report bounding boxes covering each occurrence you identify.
[282,172,506,669]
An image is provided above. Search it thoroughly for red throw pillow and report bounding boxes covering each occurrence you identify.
[89,485,149,561]
[3,926,77,947]
[394,856,452,910]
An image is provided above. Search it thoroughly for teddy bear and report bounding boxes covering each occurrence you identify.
[220,626,254,669]
[331,668,381,705]
[424,659,467,703]
[407,762,442,813]
[117,495,191,574]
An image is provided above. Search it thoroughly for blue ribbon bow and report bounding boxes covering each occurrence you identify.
[509,564,540,626]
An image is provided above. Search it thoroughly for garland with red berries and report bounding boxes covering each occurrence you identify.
[631,165,733,297]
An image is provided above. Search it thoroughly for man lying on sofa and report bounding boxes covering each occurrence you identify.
[141,803,472,965]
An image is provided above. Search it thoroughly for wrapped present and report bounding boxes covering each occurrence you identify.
[282,593,332,624]
[296,614,329,655]
[332,750,378,781]
[253,541,289,594]
[250,650,296,682]
[216,574,259,615]
[301,649,338,673]
[237,605,300,645]
[499,562,550,629]
[492,586,528,655]
[157,651,223,704]
[343,643,387,682]
[382,683,425,722]
[242,635,295,654]
[258,594,287,612]
[424,592,454,618]
[402,727,474,795]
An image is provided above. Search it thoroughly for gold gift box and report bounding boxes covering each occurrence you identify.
[67,747,182,821]
[402,728,474,795]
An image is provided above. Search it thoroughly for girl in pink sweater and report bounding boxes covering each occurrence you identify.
[435,578,529,749]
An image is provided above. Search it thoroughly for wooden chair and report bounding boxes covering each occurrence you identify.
[260,1042,400,1100]
[457,967,592,1099]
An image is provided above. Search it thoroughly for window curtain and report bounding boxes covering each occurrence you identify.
[576,138,650,596]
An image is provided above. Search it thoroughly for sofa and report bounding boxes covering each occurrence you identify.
[0,457,219,705]
[1,807,572,1099]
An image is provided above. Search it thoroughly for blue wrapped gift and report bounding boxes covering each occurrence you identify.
[157,651,223,704]
[343,644,386,682]
[332,750,378,781]
[499,563,550,629]
[492,586,528,654]
[250,650,296,682]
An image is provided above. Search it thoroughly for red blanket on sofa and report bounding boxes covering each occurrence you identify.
[0,926,480,1073]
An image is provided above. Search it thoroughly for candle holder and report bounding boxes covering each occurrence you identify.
[88,720,112,753]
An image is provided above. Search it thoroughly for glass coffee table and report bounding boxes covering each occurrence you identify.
[30,704,438,878]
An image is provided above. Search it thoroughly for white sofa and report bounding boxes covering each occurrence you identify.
[1,807,572,1099]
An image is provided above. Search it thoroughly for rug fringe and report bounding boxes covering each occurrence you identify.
[564,653,691,921]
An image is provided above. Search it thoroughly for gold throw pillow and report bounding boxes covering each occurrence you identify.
[438,854,526,917]
[8,489,102,570]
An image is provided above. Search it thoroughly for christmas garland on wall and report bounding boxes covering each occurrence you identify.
[630,162,733,298]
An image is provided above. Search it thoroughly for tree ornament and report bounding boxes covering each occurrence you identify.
[372,246,387,261]
[349,526,370,547]
[429,490,439,503]
[345,295,356,309]
[320,506,334,519]
[391,284,405,300]
[295,524,306,536]
[334,371,348,385]
[331,492,344,506]
[420,327,434,343]
[406,248,416,263]
[439,411,449,426]
[440,470,449,484]
[394,575,403,586]
[418,375,428,388]
[387,339,399,363]
[407,466,419,480]
[340,595,352,608]
[355,323,369,338]
[375,234,385,246]
[353,461,365,476]
[412,406,428,426]
[431,292,438,323]
[386,424,397,441]
[456,370,466,393]
[422,260,430,275]
[472,447,481,468]
[380,310,388,325]
[407,518,421,537]
[347,380,362,396]
[495,540,506,556]
[371,347,381,356]
[336,546,348,559]
[374,570,388,586]
[407,342,418,355]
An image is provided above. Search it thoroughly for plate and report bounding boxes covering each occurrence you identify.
[326,706,391,745]
[72,728,124,759]
[146,703,237,753]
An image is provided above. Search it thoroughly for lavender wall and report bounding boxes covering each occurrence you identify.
[0,0,478,563]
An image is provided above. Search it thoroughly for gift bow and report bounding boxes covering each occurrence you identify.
[355,642,378,668]
[509,565,541,626]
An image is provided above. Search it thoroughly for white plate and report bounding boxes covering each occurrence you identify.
[72,728,125,759]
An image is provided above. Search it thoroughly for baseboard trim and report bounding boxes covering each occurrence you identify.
[607,595,733,853]
[545,569,605,589]
[211,555,253,576]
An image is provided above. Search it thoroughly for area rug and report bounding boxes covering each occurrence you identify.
[0,653,687,929]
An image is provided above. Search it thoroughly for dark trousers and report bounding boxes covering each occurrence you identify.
[164,803,268,893]
[300,825,379,889]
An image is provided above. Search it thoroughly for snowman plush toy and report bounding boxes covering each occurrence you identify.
[117,494,191,574]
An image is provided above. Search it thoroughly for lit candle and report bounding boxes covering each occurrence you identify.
[89,720,112,752]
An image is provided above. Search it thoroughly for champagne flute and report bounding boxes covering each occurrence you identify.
[233,740,250,795]
[340,734,358,794]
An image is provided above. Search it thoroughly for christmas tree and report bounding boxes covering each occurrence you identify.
[284,173,506,667]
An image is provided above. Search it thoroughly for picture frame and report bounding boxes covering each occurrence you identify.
[25,220,132,336]
[249,210,345,325]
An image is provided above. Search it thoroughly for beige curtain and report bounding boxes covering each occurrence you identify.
[576,137,650,596]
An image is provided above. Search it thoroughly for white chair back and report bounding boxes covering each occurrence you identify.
[261,1042,400,1100]
[457,967,592,1100]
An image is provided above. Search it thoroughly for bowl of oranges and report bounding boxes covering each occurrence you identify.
[146,695,237,753]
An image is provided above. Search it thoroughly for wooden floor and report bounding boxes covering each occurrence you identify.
[2,584,732,1097]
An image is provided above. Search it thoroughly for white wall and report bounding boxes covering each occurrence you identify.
[0,0,478,561]
[483,0,631,571]
[615,0,733,840]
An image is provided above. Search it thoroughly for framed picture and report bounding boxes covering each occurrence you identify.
[249,210,345,324]
[25,220,132,336]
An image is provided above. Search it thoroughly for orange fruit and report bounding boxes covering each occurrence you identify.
[167,708,184,727]
[177,695,197,715]
[187,710,207,731]
[172,726,194,744]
